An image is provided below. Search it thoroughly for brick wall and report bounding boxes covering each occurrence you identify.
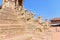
[51,27,60,40]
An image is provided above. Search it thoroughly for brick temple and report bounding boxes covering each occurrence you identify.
[50,18,60,40]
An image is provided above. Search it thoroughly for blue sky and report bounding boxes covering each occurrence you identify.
[0,0,60,20]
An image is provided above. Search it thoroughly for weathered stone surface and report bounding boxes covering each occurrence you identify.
[0,0,52,40]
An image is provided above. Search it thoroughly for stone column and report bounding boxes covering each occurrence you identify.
[22,0,24,8]
[16,0,18,6]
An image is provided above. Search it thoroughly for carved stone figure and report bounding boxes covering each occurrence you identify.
[43,19,51,32]
[26,12,35,22]
[38,16,43,23]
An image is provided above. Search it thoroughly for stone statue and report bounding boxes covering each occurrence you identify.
[38,16,43,23]
[26,11,35,22]
[43,19,51,32]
